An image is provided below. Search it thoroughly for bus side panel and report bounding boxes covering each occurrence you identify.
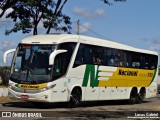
[147,67,158,98]
[51,78,68,102]
[66,65,86,101]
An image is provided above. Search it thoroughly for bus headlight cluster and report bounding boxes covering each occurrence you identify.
[39,88,47,92]
[8,85,14,89]
[39,84,56,92]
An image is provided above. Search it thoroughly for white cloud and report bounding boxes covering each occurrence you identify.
[150,44,160,53]
[0,40,17,66]
[75,22,91,34]
[95,9,105,17]
[0,40,17,51]
[147,37,160,64]
[142,37,160,44]
[142,37,160,54]
[72,7,106,18]
[72,7,94,18]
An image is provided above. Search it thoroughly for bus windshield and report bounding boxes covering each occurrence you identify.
[10,44,57,84]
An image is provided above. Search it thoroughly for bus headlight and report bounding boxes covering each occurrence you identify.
[39,84,56,92]
[8,85,14,89]
[39,88,47,92]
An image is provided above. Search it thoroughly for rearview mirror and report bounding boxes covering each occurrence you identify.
[49,49,67,65]
[3,49,16,64]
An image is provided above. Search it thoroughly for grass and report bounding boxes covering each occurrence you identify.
[0,86,19,103]
[0,96,20,103]
[0,85,8,88]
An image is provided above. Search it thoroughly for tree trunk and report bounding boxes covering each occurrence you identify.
[46,26,51,34]
[46,0,68,34]
[0,9,6,18]
[33,24,38,35]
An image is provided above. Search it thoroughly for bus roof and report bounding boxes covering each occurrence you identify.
[21,34,158,55]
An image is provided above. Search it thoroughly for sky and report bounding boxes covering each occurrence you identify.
[0,0,160,66]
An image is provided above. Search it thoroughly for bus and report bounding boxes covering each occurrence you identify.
[3,34,158,107]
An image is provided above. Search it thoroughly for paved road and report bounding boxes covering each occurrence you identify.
[0,94,160,119]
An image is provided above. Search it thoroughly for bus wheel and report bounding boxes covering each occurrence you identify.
[68,89,81,108]
[135,94,143,104]
[136,89,146,104]
[129,89,137,104]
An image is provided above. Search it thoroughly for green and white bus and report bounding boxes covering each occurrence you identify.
[4,34,158,107]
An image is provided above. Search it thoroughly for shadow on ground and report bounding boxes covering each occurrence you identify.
[2,99,150,109]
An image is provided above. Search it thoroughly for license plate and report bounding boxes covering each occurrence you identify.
[21,95,29,99]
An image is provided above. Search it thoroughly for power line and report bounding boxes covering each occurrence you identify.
[79,23,111,40]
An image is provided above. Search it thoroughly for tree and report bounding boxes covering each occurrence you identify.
[102,0,126,5]
[0,0,126,35]
[1,0,71,35]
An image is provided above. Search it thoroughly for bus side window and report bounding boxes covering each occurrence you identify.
[151,63,155,69]
[150,56,158,70]
[107,48,113,66]
[74,45,84,67]
[92,46,104,65]
[131,53,141,68]
[73,44,92,67]
[120,51,127,67]
[126,51,132,68]
[83,45,92,64]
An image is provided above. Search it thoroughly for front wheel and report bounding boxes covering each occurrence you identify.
[68,89,81,108]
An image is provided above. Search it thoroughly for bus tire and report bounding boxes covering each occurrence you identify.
[68,89,81,108]
[129,89,137,104]
[135,94,143,104]
[136,88,146,104]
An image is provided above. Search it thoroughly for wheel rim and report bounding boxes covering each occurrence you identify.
[70,90,81,106]
[71,92,80,104]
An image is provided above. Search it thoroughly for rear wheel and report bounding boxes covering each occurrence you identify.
[129,89,137,104]
[137,89,146,104]
[68,89,81,108]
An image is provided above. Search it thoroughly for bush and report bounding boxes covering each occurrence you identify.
[0,66,11,86]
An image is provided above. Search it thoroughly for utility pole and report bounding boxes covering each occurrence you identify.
[2,40,4,66]
[77,20,80,35]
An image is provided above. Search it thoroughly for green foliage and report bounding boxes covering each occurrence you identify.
[0,0,126,35]
[102,0,126,5]
[1,0,71,35]
[0,66,11,70]
[0,66,10,85]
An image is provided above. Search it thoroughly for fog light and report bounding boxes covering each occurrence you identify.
[8,85,13,89]
[39,84,56,92]
[40,88,47,92]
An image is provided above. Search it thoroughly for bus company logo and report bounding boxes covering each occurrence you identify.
[82,65,99,87]
[20,84,39,89]
[118,69,138,76]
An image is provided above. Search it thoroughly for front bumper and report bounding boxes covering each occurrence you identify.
[8,88,52,102]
